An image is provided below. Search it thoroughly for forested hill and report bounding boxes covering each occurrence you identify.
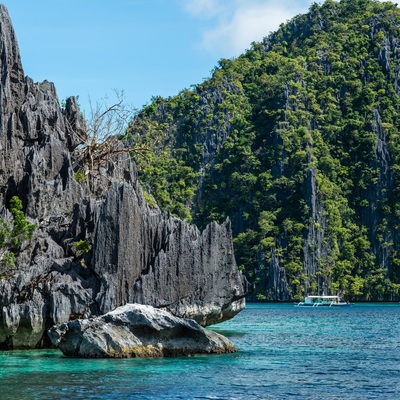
[128,0,400,301]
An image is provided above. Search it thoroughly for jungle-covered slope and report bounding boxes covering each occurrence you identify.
[128,0,400,301]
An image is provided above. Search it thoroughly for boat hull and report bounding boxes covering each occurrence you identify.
[296,303,351,307]
[295,295,351,307]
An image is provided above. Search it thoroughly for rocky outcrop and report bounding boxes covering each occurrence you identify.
[89,181,245,326]
[48,304,237,358]
[0,4,247,349]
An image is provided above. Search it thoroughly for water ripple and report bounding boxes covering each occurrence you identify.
[1,303,400,399]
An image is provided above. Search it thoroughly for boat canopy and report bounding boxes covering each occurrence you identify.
[304,295,341,303]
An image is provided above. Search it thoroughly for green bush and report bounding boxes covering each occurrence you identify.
[0,196,36,277]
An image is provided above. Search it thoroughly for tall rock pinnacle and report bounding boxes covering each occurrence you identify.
[0,4,247,349]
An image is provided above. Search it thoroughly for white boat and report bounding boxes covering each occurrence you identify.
[296,295,351,307]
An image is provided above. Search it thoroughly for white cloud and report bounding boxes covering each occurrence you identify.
[182,0,313,57]
[182,0,397,58]
[202,3,294,55]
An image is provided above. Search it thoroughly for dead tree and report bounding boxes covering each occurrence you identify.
[67,91,150,184]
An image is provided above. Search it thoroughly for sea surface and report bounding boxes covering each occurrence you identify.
[1,302,399,399]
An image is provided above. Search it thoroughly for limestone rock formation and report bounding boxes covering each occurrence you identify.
[0,4,248,349]
[48,303,237,358]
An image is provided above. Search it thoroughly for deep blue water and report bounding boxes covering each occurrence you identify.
[1,303,400,399]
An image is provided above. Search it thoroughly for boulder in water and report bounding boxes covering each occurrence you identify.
[48,304,237,358]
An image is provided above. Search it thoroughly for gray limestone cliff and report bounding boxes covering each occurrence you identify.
[0,5,248,349]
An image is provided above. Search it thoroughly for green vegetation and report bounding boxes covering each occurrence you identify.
[72,239,92,258]
[72,239,92,267]
[74,170,86,184]
[128,0,400,300]
[0,196,36,277]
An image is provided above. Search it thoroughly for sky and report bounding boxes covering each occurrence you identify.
[3,0,391,115]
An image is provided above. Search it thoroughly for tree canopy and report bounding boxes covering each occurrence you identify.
[128,0,400,301]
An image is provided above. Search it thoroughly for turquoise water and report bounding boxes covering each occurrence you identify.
[1,303,400,399]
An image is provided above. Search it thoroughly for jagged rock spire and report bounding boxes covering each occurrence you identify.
[0,3,247,349]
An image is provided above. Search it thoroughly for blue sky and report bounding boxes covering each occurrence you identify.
[4,0,390,115]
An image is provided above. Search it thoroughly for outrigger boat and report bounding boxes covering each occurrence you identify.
[296,295,351,307]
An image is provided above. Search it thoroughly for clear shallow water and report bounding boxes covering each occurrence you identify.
[1,303,400,399]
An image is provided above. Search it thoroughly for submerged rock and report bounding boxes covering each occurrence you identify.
[48,304,237,358]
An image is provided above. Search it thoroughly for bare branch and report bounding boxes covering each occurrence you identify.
[68,90,152,183]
